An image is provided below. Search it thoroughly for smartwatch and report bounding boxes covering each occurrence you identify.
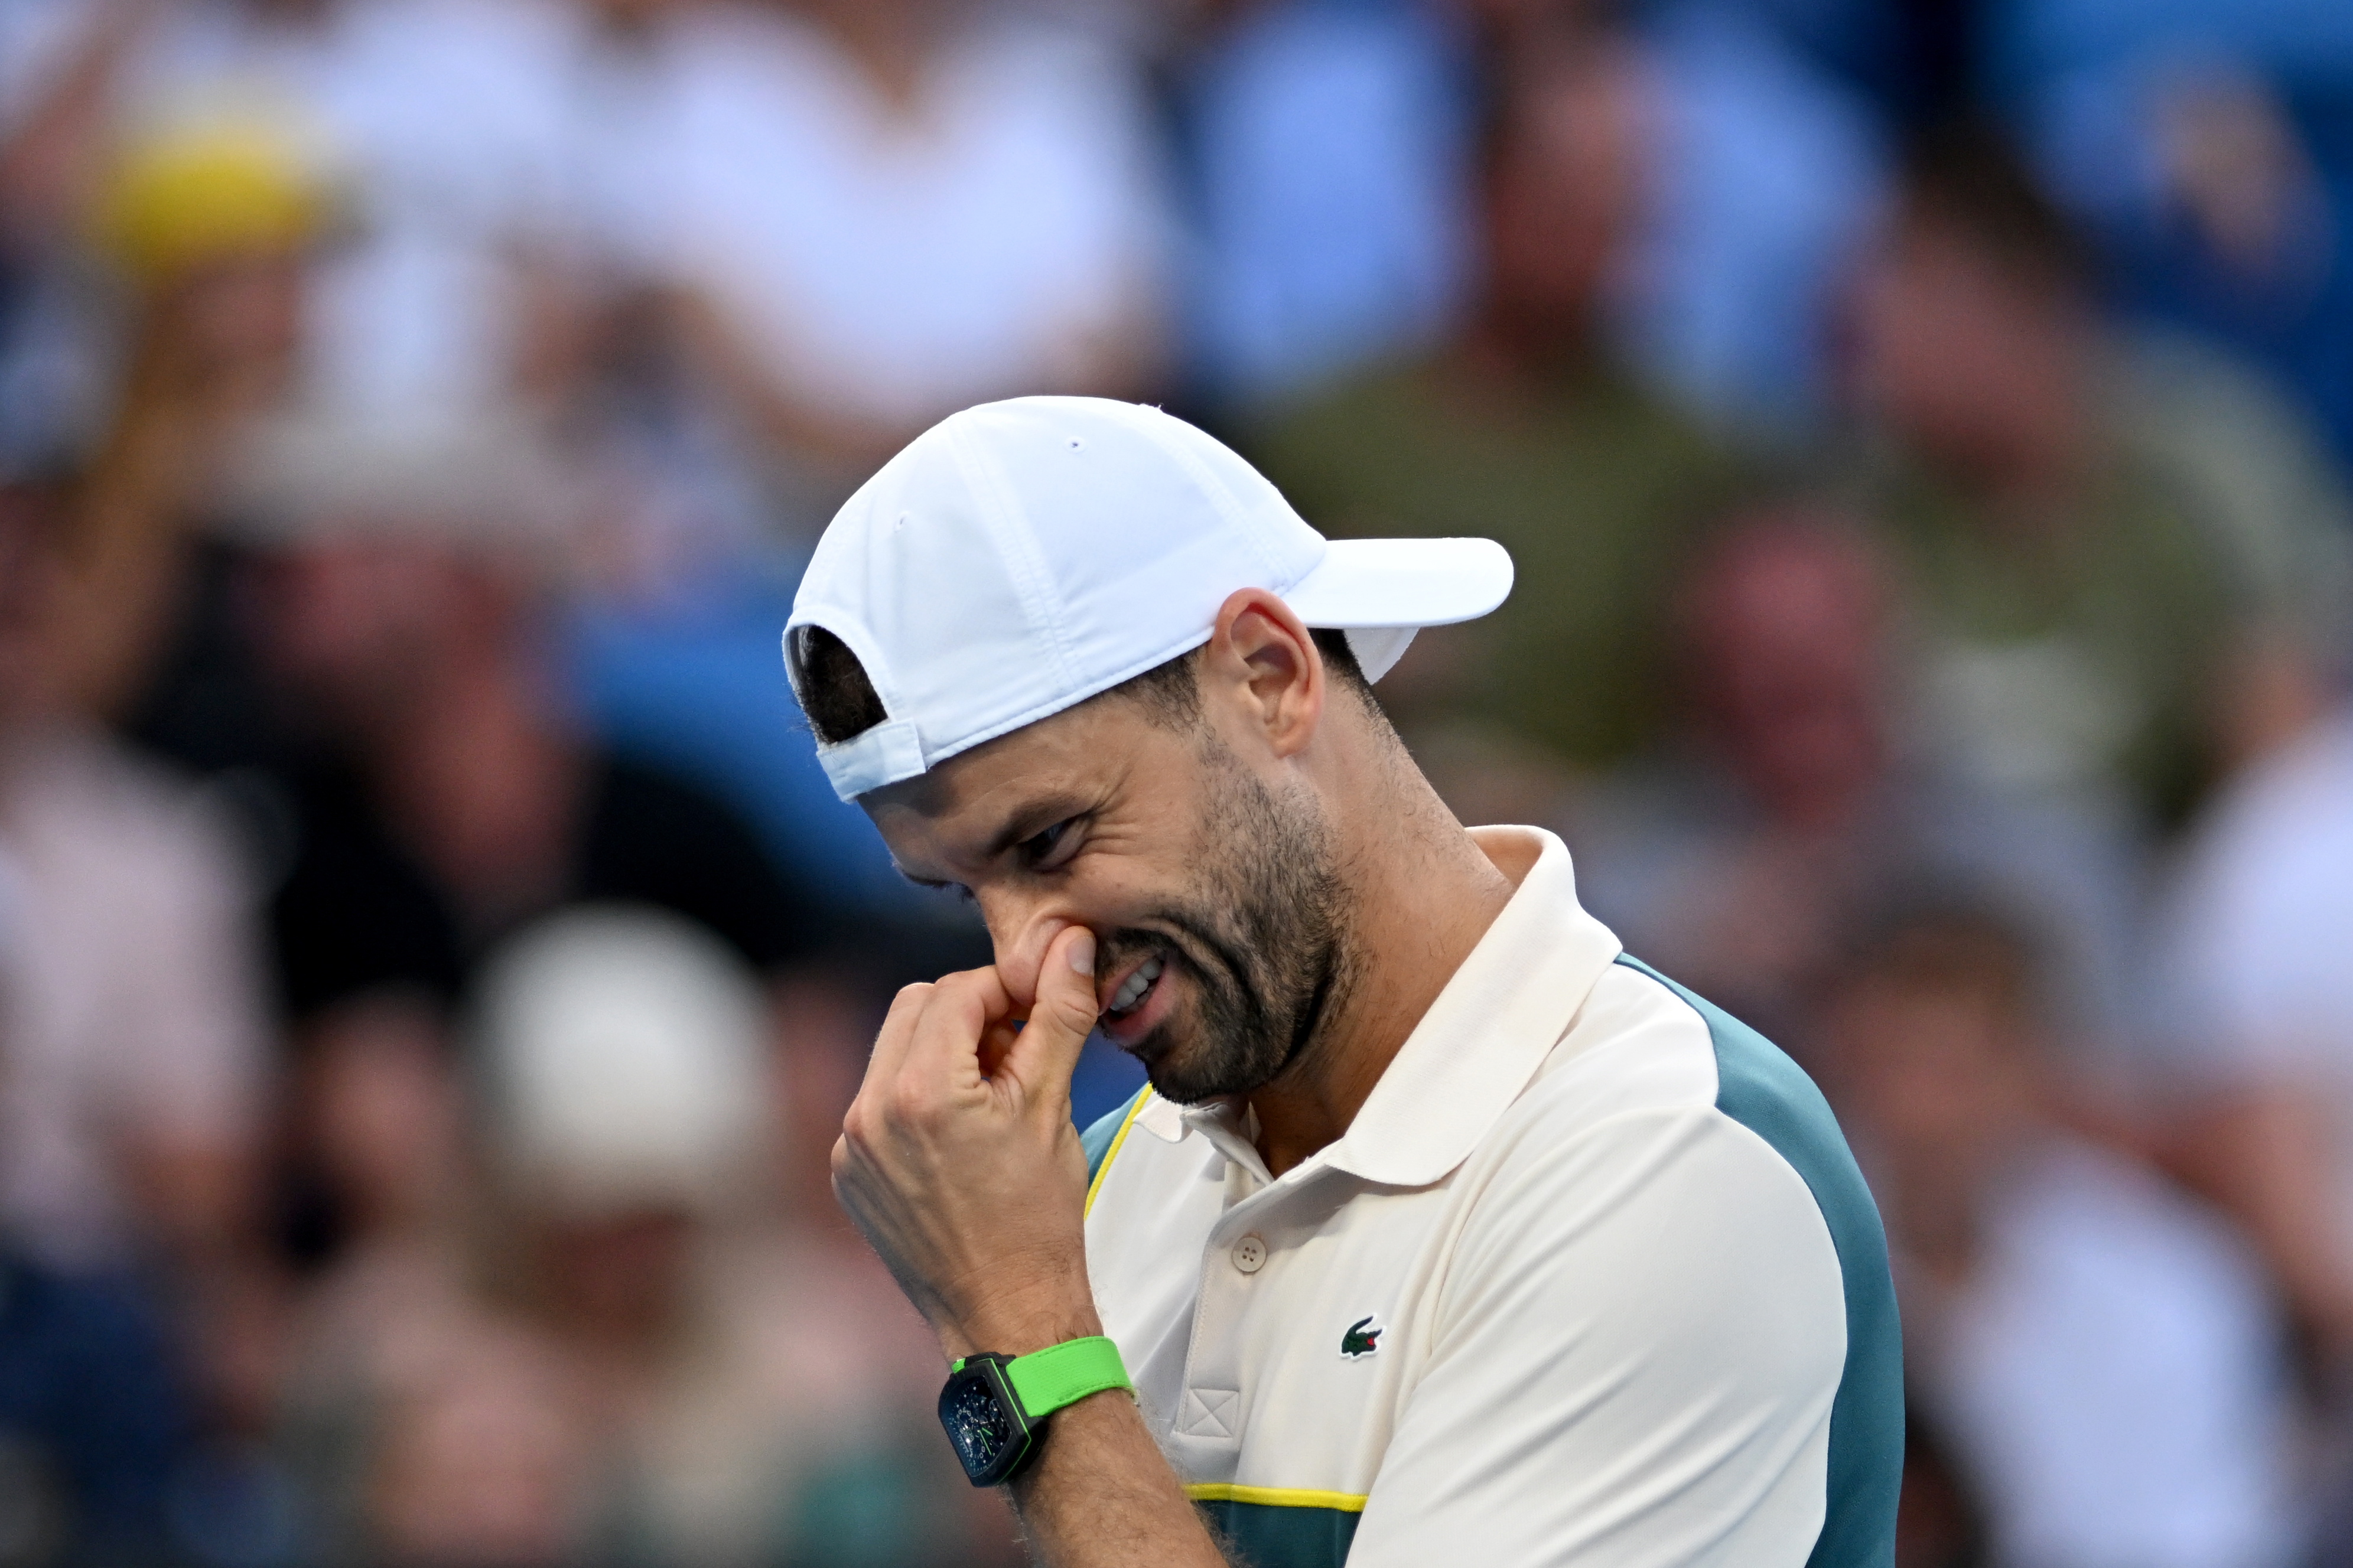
[937,1335,1133,1486]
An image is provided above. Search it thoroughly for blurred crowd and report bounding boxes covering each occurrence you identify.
[3,0,2353,1563]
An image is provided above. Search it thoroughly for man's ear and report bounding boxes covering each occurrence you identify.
[1202,588,1324,760]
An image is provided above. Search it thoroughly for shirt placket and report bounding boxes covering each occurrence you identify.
[1171,1122,1327,1466]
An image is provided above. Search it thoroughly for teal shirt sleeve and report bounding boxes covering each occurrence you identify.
[1080,1088,1148,1189]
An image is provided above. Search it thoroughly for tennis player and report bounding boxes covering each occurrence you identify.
[790,397,1901,1567]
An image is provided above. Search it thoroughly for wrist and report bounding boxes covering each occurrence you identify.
[939,1289,1102,1362]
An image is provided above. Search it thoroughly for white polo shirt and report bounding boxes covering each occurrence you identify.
[1079,827,1901,1567]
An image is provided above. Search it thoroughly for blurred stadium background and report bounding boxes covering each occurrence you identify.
[3,0,2353,1562]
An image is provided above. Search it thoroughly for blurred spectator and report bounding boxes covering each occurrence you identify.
[20,113,333,720]
[1571,507,2142,1069]
[1168,0,1476,407]
[1174,0,1881,425]
[0,455,282,1566]
[1987,0,2353,468]
[279,905,1004,1566]
[1606,0,1887,435]
[1825,911,2294,1568]
[2160,706,2353,1370]
[1838,123,2348,824]
[640,0,1171,516]
[1245,17,1752,790]
[220,410,830,1031]
[475,906,982,1566]
[276,986,590,1566]
[0,558,201,1560]
[0,0,580,436]
[0,470,270,1284]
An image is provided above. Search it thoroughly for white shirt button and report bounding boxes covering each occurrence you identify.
[1232,1234,1268,1274]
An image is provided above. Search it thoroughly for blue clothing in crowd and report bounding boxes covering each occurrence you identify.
[0,1253,187,1562]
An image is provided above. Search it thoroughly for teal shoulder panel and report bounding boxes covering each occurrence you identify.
[1615,956,1903,1568]
[1081,1088,1149,1189]
[1194,1499,1359,1568]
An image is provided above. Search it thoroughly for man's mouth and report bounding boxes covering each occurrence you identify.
[1101,951,1166,1021]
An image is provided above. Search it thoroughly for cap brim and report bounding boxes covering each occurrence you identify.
[1282,537,1514,630]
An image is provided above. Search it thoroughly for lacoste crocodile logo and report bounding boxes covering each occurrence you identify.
[1340,1315,1384,1359]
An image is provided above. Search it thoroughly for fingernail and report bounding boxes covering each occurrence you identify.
[1068,930,1096,976]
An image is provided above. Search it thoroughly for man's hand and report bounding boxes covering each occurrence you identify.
[832,923,1105,1361]
[835,927,1229,1568]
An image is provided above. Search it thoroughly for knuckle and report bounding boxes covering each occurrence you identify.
[879,983,933,1034]
[929,973,980,1010]
[888,1077,935,1127]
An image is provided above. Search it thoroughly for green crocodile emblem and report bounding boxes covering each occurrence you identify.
[1340,1315,1384,1359]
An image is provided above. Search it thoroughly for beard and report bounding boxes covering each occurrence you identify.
[1100,738,1355,1104]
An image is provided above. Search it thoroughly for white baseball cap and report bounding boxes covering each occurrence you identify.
[786,396,1514,801]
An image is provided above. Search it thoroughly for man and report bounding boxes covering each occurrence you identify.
[1569,506,2140,1067]
[1241,21,1757,781]
[1821,910,2289,1568]
[1838,125,2345,824]
[798,397,1900,1566]
[221,410,826,1025]
[0,470,269,1276]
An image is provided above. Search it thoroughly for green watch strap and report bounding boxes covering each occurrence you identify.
[1003,1336,1132,1420]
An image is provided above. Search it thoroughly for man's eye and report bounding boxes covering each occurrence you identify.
[1021,818,1081,870]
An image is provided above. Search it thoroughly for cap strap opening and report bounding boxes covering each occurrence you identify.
[816,718,927,800]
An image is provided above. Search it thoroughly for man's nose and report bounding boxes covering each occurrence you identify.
[975,891,1075,1009]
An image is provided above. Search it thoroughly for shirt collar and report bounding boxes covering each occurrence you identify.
[1131,827,1622,1187]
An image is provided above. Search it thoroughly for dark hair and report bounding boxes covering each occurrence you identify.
[1841,903,2045,1028]
[791,625,890,746]
[1896,120,2094,294]
[790,624,1369,748]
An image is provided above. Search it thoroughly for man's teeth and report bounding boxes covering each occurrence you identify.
[1107,956,1164,1016]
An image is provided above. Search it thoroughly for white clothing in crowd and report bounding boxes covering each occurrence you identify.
[630,5,1169,434]
[1908,1136,2293,1568]
[2164,709,2353,1249]
[0,727,271,1269]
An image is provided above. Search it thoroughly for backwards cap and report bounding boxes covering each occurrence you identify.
[787,396,1511,800]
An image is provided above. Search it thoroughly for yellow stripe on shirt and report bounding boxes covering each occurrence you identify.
[1184,1484,1370,1514]
[1083,1086,1153,1218]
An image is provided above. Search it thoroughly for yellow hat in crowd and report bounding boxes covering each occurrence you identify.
[94,117,335,280]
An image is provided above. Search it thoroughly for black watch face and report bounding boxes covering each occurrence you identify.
[939,1365,1030,1486]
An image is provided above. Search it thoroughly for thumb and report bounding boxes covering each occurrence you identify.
[1004,924,1099,1104]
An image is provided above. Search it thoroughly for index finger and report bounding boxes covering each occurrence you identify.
[855,979,939,1097]
[899,966,1018,1085]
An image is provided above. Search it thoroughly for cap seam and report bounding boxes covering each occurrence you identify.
[1138,412,1297,589]
[946,419,1081,695]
